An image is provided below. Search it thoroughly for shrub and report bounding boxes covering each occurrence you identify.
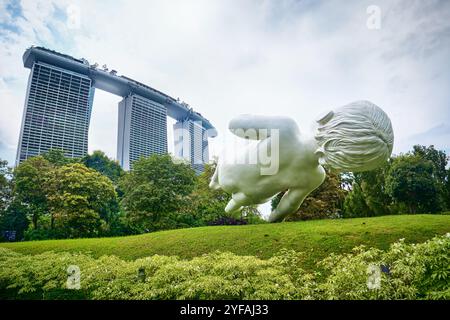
[0,234,448,300]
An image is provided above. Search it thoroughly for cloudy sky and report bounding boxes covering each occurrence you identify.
[1,0,450,166]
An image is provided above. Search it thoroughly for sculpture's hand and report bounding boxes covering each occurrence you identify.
[268,188,308,222]
[228,114,300,140]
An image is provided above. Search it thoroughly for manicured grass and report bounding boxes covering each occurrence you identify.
[1,214,449,270]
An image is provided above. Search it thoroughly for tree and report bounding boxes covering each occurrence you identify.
[412,145,448,184]
[343,163,393,217]
[81,150,124,184]
[42,149,74,166]
[413,145,448,210]
[0,159,28,241]
[45,163,117,238]
[0,159,12,213]
[446,168,450,210]
[0,201,29,241]
[271,169,346,221]
[13,156,53,229]
[343,145,448,217]
[119,154,197,232]
[342,182,372,218]
[386,154,443,214]
[184,163,231,223]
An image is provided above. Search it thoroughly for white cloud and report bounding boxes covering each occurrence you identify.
[0,0,450,167]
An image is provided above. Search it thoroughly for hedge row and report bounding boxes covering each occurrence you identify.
[0,234,448,300]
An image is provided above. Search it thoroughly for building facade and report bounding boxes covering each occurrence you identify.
[16,62,94,164]
[117,94,167,170]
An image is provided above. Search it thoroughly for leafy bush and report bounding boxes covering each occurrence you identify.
[0,234,448,300]
[316,234,450,299]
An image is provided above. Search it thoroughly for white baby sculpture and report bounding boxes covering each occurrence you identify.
[209,100,394,222]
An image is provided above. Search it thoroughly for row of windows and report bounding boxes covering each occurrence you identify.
[130,114,166,123]
[132,97,166,112]
[23,131,88,140]
[23,114,89,125]
[33,65,90,85]
[23,133,88,141]
[24,126,88,135]
[30,72,89,83]
[22,118,88,129]
[131,107,166,116]
[30,77,89,87]
[27,146,87,154]
[130,144,167,152]
[30,67,91,93]
[30,81,89,90]
[30,78,90,90]
[24,109,89,118]
[129,148,167,155]
[130,150,166,161]
[130,132,166,139]
[23,135,88,144]
[131,114,166,123]
[29,85,90,98]
[29,90,90,102]
[24,109,89,119]
[30,92,89,103]
[23,136,87,144]
[29,85,90,95]
[22,122,88,132]
[23,143,86,152]
[129,146,166,154]
[28,95,90,105]
[24,142,87,149]
[27,99,89,110]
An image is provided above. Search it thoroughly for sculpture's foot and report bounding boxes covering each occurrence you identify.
[209,180,221,190]
[225,192,250,212]
[225,199,242,213]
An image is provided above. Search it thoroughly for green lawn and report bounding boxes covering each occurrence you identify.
[1,214,449,270]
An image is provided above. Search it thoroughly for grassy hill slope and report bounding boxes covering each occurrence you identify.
[1,214,449,269]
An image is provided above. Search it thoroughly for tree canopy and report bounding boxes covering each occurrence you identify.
[386,154,444,214]
[13,156,53,229]
[45,163,117,237]
[81,150,124,184]
[119,154,197,231]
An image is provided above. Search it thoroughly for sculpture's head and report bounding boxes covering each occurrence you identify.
[314,100,394,172]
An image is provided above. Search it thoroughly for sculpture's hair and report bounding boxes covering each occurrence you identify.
[314,100,394,172]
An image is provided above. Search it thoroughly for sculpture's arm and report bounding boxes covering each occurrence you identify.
[268,188,308,222]
[229,114,300,140]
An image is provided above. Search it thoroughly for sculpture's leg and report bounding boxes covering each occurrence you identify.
[224,192,249,213]
[209,165,221,190]
[268,189,307,222]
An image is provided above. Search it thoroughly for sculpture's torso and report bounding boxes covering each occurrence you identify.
[217,133,326,205]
